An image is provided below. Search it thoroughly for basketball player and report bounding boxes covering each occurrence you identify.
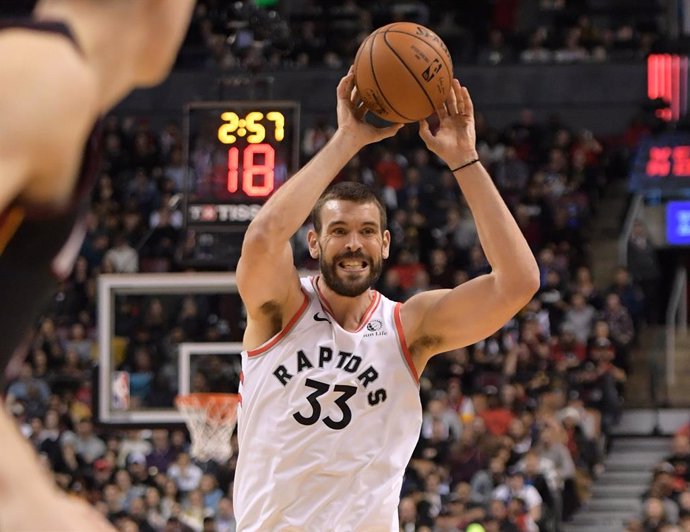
[0,1,195,530]
[233,68,540,530]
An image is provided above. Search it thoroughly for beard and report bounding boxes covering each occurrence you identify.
[319,248,383,297]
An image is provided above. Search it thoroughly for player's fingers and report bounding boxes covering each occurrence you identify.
[337,66,356,99]
[351,85,362,106]
[461,86,474,118]
[418,119,432,143]
[452,79,464,114]
[354,101,368,121]
[446,79,460,115]
[435,102,449,119]
[379,123,404,139]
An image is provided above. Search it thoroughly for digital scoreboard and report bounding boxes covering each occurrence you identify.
[182,101,300,267]
[629,132,690,193]
[184,101,300,228]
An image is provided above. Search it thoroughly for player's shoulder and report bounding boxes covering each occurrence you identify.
[0,28,100,205]
[0,28,99,124]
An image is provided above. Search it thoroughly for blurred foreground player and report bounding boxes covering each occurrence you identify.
[0,1,196,530]
[233,69,540,529]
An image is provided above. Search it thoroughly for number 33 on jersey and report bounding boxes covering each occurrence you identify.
[234,277,423,526]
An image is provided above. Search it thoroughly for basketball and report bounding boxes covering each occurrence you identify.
[354,22,454,123]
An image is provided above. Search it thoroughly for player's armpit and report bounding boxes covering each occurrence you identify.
[236,235,302,321]
[401,273,534,366]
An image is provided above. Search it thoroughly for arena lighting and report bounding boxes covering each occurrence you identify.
[648,53,689,121]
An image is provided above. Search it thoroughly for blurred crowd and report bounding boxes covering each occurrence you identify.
[1,3,673,531]
[175,0,668,72]
[0,83,666,532]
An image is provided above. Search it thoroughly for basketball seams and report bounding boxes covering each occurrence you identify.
[353,22,453,122]
[369,31,412,123]
[383,29,453,90]
[381,29,435,117]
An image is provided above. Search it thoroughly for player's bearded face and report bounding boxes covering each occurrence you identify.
[319,247,383,297]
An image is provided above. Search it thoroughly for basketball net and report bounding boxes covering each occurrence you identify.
[175,393,240,463]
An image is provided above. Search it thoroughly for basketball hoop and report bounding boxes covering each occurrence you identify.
[175,393,240,463]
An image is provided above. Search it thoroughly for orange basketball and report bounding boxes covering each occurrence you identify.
[354,22,454,123]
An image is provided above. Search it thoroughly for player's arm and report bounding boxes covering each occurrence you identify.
[0,32,98,213]
[237,68,402,340]
[402,80,540,367]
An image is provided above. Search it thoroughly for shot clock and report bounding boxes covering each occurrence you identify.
[184,101,300,228]
[183,101,299,267]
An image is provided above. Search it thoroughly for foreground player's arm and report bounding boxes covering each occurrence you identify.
[237,69,402,330]
[0,32,97,213]
[0,406,115,531]
[402,80,540,365]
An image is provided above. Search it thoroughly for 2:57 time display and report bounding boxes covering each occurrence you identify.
[184,101,299,228]
[217,111,286,197]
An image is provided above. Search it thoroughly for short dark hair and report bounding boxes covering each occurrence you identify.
[311,181,387,234]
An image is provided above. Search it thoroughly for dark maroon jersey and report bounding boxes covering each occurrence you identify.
[0,20,102,380]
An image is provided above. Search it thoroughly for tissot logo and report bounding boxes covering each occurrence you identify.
[313,312,331,323]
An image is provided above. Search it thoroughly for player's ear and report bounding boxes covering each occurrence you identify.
[382,229,391,260]
[307,229,320,259]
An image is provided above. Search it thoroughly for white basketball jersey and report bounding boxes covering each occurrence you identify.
[234,276,422,532]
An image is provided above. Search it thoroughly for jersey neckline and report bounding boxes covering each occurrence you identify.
[310,275,381,334]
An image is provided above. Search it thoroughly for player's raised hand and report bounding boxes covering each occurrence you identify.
[336,66,403,147]
[418,79,478,169]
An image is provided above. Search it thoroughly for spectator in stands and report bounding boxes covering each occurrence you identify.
[60,417,105,466]
[570,265,602,310]
[479,386,515,437]
[492,468,543,526]
[471,456,509,507]
[534,422,578,518]
[607,266,645,331]
[641,496,672,531]
[180,488,209,531]
[103,233,139,273]
[6,362,51,415]
[147,429,177,474]
[485,497,520,531]
[627,220,662,325]
[399,495,423,532]
[215,497,237,532]
[664,434,690,483]
[520,27,553,63]
[302,117,336,160]
[167,452,203,494]
[602,292,635,372]
[117,432,152,469]
[199,473,224,515]
[128,496,156,532]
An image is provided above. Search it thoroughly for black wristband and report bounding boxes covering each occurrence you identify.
[449,158,480,173]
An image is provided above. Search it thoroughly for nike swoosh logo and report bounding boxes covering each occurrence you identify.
[313,312,331,323]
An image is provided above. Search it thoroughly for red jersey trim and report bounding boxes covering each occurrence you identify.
[246,288,310,358]
[312,276,381,332]
[394,302,419,384]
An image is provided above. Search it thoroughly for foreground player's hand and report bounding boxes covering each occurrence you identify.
[335,66,403,147]
[419,79,478,169]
